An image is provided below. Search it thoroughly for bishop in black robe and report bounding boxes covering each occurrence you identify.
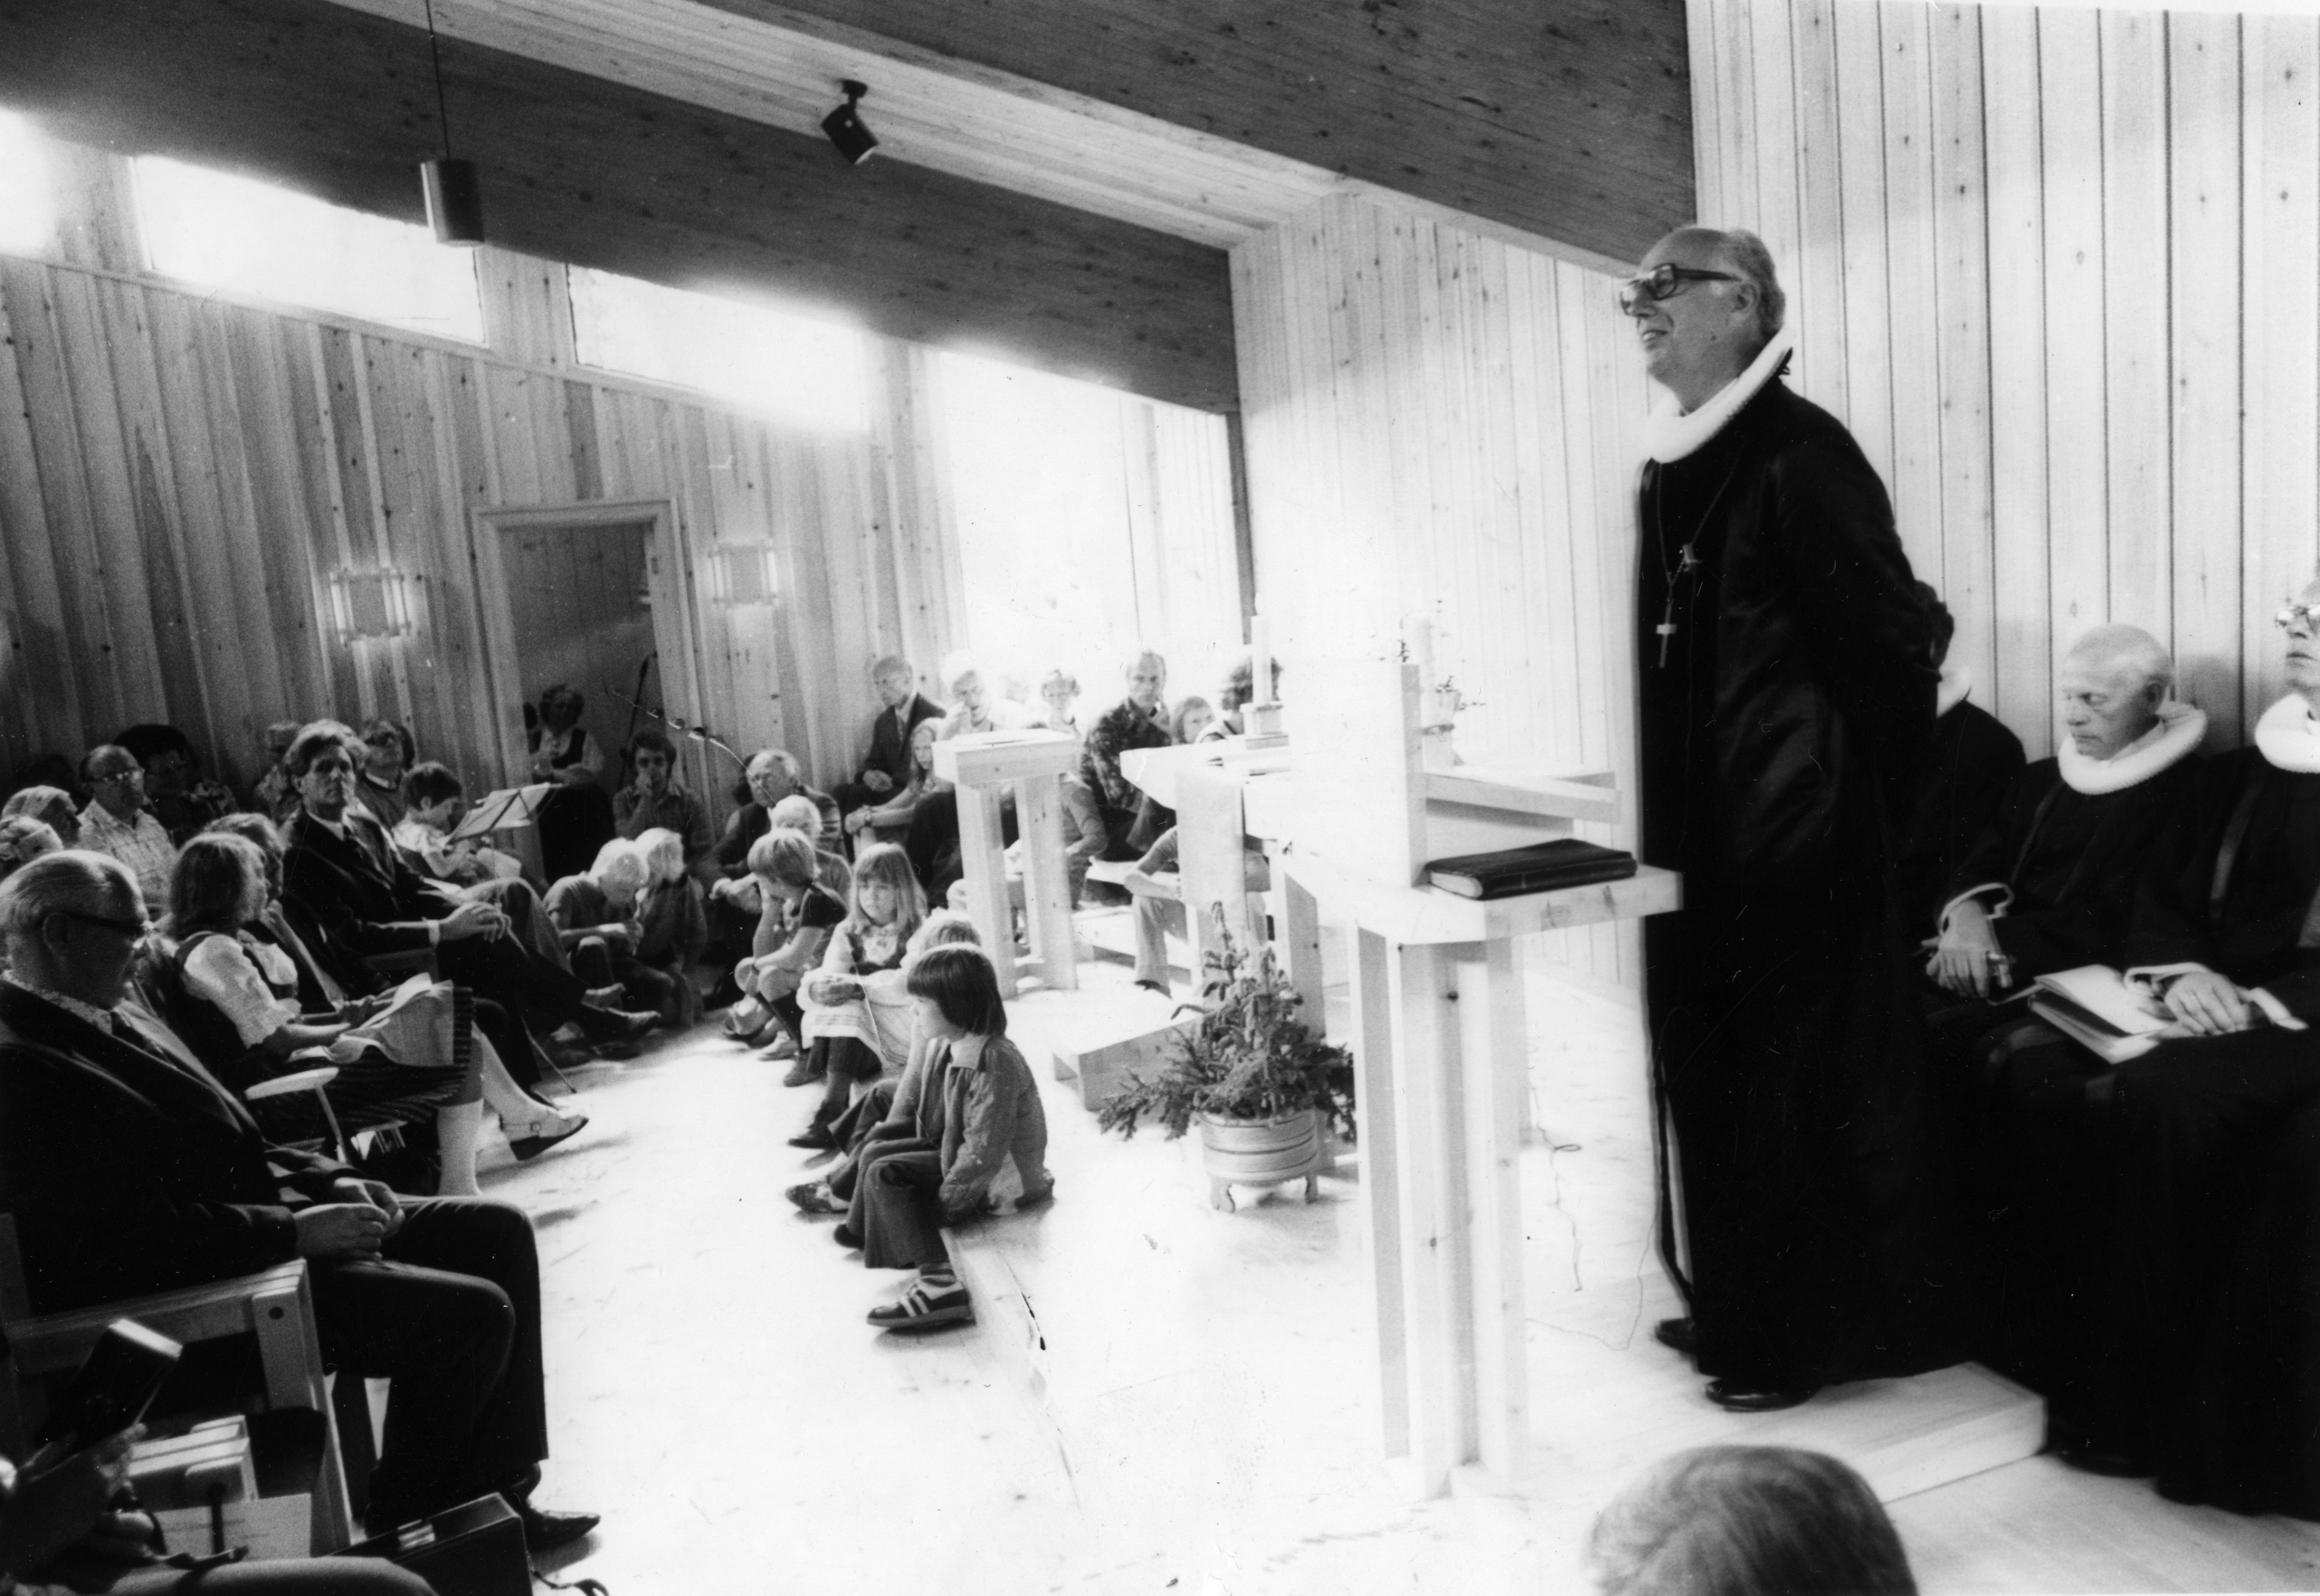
[1632,259,1965,1401]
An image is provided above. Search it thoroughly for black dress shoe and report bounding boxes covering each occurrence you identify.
[576,1005,657,1045]
[1706,1378,1818,1413]
[510,1499,600,1552]
[833,1222,862,1249]
[787,1122,838,1150]
[1653,1316,1698,1357]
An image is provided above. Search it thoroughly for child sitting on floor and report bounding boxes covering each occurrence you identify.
[790,843,927,1148]
[633,826,708,1027]
[786,911,981,1217]
[834,943,1054,1333]
[544,839,676,1025]
[725,828,845,1060]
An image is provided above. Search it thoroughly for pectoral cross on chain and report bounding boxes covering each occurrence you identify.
[1656,543,1701,668]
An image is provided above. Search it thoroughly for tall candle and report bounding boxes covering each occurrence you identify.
[1405,613,1435,689]
[1250,612,1274,706]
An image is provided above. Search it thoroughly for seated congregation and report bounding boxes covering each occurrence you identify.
[0,642,1245,1578]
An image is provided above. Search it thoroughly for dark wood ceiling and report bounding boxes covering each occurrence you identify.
[0,0,1242,411]
[735,0,1697,266]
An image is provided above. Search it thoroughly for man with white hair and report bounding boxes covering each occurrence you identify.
[1995,577,2320,1508]
[0,851,598,1550]
[1625,225,1961,1411]
[1082,647,1172,862]
[1924,626,2203,1406]
[1930,625,2204,997]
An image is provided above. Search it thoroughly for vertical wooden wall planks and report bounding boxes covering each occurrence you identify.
[1685,0,2309,752]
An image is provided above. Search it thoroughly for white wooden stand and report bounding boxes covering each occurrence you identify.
[1285,852,1680,1496]
[932,731,1080,998]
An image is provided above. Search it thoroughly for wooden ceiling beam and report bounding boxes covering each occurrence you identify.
[0,0,1240,412]
[718,0,1696,266]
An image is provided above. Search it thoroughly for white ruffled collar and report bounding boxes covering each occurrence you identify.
[2057,701,2206,795]
[1640,325,1799,464]
[2255,693,2320,773]
[1936,664,1971,718]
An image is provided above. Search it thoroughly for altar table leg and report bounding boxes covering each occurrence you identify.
[955,783,1017,996]
[1013,773,1078,991]
[1350,928,1408,1464]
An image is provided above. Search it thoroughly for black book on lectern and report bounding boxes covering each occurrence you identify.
[1424,838,1638,900]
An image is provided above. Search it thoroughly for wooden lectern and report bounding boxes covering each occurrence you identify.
[931,730,1081,998]
[1283,659,1680,1498]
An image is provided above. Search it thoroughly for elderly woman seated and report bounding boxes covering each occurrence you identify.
[1,786,79,849]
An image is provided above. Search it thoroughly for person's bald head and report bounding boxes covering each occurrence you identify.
[1627,227,1786,410]
[2058,625,2172,760]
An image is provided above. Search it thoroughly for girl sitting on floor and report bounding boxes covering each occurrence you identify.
[789,843,928,1150]
[834,943,1054,1333]
[725,828,845,1060]
[786,910,981,1216]
[158,832,584,1193]
[633,825,708,1027]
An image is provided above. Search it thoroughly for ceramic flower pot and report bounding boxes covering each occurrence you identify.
[1197,1108,1327,1212]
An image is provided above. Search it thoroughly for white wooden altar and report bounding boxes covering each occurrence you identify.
[930,729,1080,998]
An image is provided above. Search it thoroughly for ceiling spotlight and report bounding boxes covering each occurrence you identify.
[416,0,485,245]
[821,79,877,166]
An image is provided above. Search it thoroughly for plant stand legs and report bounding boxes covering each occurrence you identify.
[1210,1178,1237,1213]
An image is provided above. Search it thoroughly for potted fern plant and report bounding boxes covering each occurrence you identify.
[1097,909,1355,1212]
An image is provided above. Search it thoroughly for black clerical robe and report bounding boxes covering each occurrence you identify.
[1637,369,1966,1392]
[1953,750,2200,978]
[1897,699,2024,939]
[1999,740,2320,1514]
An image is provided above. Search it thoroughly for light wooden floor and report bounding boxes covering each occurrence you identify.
[474,948,2320,1595]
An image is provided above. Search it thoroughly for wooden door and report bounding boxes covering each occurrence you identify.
[469,500,712,808]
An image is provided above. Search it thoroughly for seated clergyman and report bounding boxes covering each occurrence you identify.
[1928,625,2203,999]
[0,851,599,1550]
[1990,578,2320,1516]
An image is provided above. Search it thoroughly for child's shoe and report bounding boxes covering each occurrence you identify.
[785,1180,842,1215]
[868,1271,972,1332]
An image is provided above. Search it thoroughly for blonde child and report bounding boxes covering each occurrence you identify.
[790,843,927,1147]
[633,826,708,1027]
[724,828,844,1059]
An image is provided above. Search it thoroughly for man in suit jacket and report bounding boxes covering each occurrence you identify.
[276,725,655,1076]
[0,850,598,1550]
[833,655,943,826]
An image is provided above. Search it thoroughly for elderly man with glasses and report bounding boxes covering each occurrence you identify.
[0,850,600,1551]
[1621,227,1963,1413]
[1980,579,2320,1515]
[75,744,177,909]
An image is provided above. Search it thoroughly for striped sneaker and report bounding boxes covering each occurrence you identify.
[866,1275,972,1333]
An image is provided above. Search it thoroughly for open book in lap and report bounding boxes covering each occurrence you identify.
[2030,964,2308,1064]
